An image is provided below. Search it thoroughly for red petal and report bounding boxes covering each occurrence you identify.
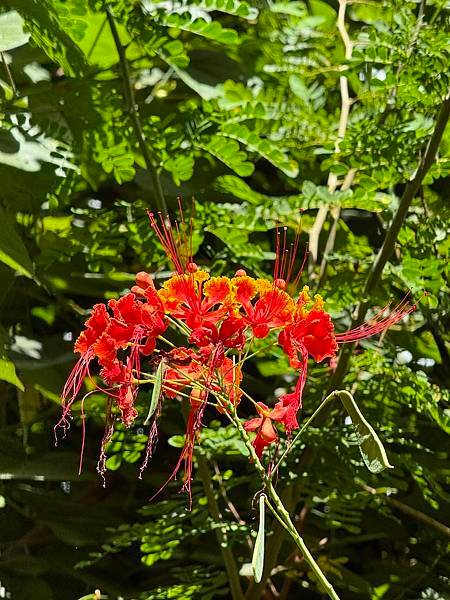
[260,417,277,443]
[244,417,263,432]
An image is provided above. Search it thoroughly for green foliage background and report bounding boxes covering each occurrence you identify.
[0,0,449,598]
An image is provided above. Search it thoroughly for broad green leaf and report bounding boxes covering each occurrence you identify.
[0,357,24,391]
[252,494,265,583]
[0,210,33,278]
[0,10,29,51]
[310,0,336,27]
[144,361,165,425]
[338,390,393,474]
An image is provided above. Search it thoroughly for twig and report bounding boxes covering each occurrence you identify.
[363,484,450,539]
[212,461,248,528]
[1,51,18,96]
[87,16,107,60]
[106,7,167,213]
[309,0,353,266]
[197,455,245,600]
[316,168,355,288]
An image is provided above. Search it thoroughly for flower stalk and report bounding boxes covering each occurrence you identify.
[225,398,341,600]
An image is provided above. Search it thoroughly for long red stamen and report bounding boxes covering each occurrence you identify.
[148,210,184,273]
[139,416,159,479]
[96,399,114,487]
[293,243,309,287]
[273,220,307,290]
[54,350,94,443]
[335,294,418,343]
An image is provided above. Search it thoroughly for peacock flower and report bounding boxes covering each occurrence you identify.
[230,274,295,338]
[57,203,421,500]
[244,401,289,458]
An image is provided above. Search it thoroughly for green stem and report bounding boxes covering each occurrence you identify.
[1,51,17,96]
[106,7,167,213]
[264,495,339,600]
[228,404,341,600]
[363,485,450,539]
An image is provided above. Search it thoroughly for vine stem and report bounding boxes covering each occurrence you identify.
[227,402,341,600]
[106,7,167,213]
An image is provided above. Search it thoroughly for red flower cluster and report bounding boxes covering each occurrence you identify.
[57,209,418,494]
[58,277,166,432]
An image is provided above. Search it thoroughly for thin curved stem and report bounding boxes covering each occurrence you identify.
[271,390,339,477]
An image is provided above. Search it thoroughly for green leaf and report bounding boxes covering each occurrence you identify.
[105,453,122,471]
[214,175,267,204]
[270,2,307,17]
[196,0,258,20]
[0,357,24,391]
[163,14,240,45]
[9,0,88,76]
[252,494,265,583]
[289,75,310,102]
[171,63,221,100]
[0,10,30,51]
[0,210,33,278]
[220,123,299,177]
[338,390,393,474]
[144,361,165,426]
[164,153,195,185]
[197,135,254,176]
